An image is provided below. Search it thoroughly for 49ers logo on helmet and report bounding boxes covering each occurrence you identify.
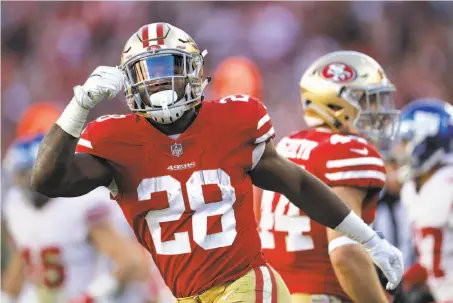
[320,63,357,83]
[147,45,161,51]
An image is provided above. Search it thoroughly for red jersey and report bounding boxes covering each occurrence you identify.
[259,128,386,301]
[75,95,274,298]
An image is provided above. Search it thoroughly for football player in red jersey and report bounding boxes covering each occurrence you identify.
[258,51,401,303]
[31,23,403,302]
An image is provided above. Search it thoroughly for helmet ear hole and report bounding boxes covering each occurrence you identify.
[327,104,343,111]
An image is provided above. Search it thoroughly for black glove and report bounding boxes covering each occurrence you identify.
[375,265,434,303]
[404,285,435,303]
[375,265,408,303]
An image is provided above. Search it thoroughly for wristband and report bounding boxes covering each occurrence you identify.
[56,95,89,138]
[328,236,359,253]
[334,211,376,244]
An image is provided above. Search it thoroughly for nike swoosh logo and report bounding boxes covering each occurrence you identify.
[350,147,369,155]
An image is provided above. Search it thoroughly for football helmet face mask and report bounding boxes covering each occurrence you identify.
[120,23,209,124]
[300,51,400,140]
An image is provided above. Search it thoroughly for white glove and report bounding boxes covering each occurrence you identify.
[363,232,404,290]
[74,66,125,110]
[56,66,125,137]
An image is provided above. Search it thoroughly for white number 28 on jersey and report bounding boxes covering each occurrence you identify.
[138,169,237,255]
[260,190,314,252]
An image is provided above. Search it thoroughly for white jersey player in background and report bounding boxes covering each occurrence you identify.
[1,133,149,303]
[102,201,176,303]
[396,98,453,302]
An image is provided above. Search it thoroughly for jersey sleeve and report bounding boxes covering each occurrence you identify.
[75,119,108,158]
[316,134,386,189]
[243,97,275,170]
[252,98,275,145]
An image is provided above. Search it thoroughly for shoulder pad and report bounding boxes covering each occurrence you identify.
[207,95,275,144]
[316,134,386,189]
[76,114,137,156]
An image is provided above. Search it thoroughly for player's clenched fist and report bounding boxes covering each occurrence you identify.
[74,66,125,110]
[363,232,404,290]
[56,66,125,138]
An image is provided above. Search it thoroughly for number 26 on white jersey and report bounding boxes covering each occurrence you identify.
[137,169,237,255]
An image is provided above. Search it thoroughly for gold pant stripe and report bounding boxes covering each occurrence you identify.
[176,265,291,302]
[291,293,344,303]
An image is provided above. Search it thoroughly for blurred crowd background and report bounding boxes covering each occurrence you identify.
[2,1,453,154]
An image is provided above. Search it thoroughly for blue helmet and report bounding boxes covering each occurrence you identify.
[4,134,44,173]
[396,98,453,178]
[2,134,49,206]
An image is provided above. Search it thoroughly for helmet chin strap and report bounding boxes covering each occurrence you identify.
[200,77,211,91]
[308,103,341,128]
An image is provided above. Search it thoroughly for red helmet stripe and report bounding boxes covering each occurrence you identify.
[156,23,164,45]
[142,25,149,47]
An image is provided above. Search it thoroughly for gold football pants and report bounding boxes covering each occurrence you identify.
[177,265,290,303]
[291,293,345,303]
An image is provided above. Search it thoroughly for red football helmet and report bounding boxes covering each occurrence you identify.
[16,102,61,140]
[212,56,262,100]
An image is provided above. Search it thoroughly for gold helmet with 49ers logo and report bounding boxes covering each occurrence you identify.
[300,50,400,139]
[120,23,210,124]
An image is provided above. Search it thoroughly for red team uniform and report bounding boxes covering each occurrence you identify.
[34,24,403,303]
[76,96,282,299]
[259,128,386,301]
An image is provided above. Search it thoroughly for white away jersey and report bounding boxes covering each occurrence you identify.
[3,186,112,303]
[401,165,453,301]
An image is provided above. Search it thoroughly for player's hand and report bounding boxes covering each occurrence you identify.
[74,66,125,110]
[363,232,404,290]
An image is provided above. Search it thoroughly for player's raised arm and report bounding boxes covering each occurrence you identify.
[31,66,124,197]
[250,142,404,290]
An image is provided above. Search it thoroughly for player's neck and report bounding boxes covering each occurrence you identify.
[147,108,199,136]
[415,163,445,191]
[315,125,358,137]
